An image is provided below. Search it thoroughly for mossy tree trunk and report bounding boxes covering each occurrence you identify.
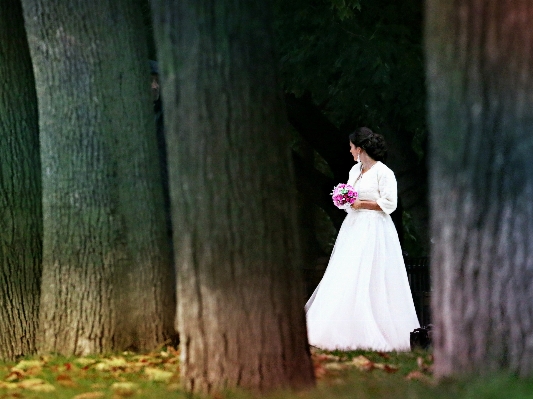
[426,0,533,377]
[0,0,42,361]
[151,0,315,393]
[21,0,175,355]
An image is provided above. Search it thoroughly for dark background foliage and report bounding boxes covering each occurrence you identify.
[274,0,426,154]
[274,0,428,256]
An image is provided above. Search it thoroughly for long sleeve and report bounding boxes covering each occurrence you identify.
[376,166,398,214]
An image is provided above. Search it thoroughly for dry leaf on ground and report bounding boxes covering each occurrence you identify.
[13,360,43,371]
[406,370,432,383]
[144,367,174,382]
[0,381,18,389]
[111,381,139,396]
[17,378,56,392]
[94,357,128,372]
[323,362,347,371]
[72,392,106,399]
[56,373,78,387]
[373,363,399,373]
[5,369,25,381]
[351,355,375,371]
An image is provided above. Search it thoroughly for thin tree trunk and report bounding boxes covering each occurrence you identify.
[151,0,315,393]
[426,0,533,377]
[21,0,175,354]
[0,0,42,360]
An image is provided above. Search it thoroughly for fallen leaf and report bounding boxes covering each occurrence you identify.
[104,357,128,368]
[94,358,128,372]
[406,370,431,383]
[72,392,106,399]
[131,355,163,368]
[39,355,52,363]
[313,353,341,362]
[17,378,56,392]
[351,355,375,371]
[56,374,77,387]
[25,366,43,376]
[94,363,111,372]
[5,369,25,381]
[323,362,346,371]
[14,360,43,371]
[377,352,390,359]
[382,364,399,374]
[0,381,18,389]
[144,367,173,382]
[111,382,139,396]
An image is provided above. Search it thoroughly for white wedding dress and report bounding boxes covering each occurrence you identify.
[305,161,420,351]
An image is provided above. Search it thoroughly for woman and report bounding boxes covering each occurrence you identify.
[305,127,419,351]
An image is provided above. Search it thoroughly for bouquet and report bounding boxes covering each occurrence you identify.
[331,183,358,209]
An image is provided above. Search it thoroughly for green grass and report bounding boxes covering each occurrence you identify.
[0,348,531,398]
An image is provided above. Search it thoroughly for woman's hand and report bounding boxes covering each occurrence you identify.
[350,199,362,210]
[351,199,382,211]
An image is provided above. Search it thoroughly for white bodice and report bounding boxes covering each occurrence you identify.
[346,161,397,215]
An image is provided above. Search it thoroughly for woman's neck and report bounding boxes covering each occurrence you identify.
[360,154,377,172]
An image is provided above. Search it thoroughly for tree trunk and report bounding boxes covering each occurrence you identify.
[21,0,175,354]
[426,0,533,377]
[0,0,42,360]
[151,0,315,393]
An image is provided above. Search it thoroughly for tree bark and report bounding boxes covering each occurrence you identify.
[426,0,533,377]
[151,0,315,393]
[21,0,175,354]
[0,0,42,360]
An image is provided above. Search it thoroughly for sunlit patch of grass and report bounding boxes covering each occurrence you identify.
[0,347,185,398]
[1,347,533,399]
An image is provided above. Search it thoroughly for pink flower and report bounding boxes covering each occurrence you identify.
[331,183,358,209]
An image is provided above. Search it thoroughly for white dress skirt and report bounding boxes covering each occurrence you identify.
[305,161,420,351]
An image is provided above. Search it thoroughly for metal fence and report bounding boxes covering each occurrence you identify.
[404,256,431,326]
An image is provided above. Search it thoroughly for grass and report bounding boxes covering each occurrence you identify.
[0,347,531,398]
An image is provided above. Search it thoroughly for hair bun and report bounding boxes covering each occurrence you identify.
[348,127,387,163]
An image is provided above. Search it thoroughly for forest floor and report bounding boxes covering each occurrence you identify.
[0,346,529,398]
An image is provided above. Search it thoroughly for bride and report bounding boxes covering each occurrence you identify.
[305,127,420,351]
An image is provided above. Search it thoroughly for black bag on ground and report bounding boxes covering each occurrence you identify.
[410,324,432,350]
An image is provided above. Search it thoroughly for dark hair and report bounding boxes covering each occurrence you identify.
[349,127,387,163]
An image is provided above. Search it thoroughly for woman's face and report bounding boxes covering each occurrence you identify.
[349,142,360,161]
